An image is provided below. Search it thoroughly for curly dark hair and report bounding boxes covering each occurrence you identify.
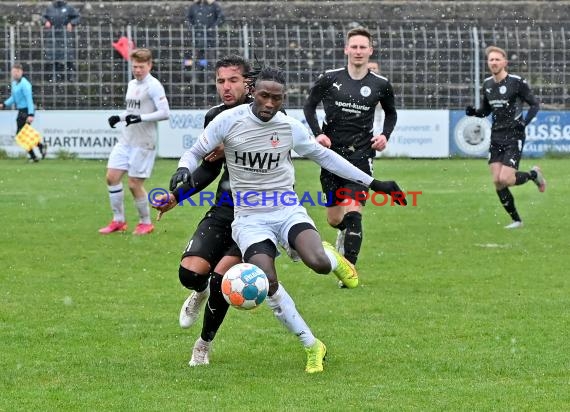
[255,67,287,87]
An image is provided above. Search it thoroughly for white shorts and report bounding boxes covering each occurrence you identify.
[231,205,316,255]
[107,142,156,178]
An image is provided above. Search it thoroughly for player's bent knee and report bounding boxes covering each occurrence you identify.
[179,265,209,291]
[304,252,331,274]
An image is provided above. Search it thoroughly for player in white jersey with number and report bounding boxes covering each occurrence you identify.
[171,67,406,373]
[100,48,170,235]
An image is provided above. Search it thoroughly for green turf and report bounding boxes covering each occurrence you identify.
[1,158,568,411]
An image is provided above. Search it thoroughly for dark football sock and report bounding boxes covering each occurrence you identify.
[515,171,531,185]
[201,272,229,342]
[529,169,538,180]
[343,211,363,265]
[333,217,346,231]
[496,188,521,222]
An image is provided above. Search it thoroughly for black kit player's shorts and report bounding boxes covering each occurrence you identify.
[488,139,524,170]
[320,156,373,207]
[181,207,241,262]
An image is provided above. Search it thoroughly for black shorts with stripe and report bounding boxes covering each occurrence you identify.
[488,139,524,169]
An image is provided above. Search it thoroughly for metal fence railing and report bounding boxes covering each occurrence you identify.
[1,22,568,110]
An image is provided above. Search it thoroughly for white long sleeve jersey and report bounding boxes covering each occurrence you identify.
[120,73,170,149]
[178,104,374,215]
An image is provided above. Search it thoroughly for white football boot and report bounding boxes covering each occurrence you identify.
[189,337,211,366]
[504,221,523,229]
[179,286,210,328]
[531,165,547,193]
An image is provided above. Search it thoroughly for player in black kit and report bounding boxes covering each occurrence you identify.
[154,55,253,366]
[303,27,399,269]
[466,46,546,229]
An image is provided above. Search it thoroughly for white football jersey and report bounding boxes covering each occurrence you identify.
[120,73,169,149]
[178,104,373,215]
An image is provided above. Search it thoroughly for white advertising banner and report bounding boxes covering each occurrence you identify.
[379,110,449,157]
[157,110,208,158]
[1,109,450,159]
[0,111,18,155]
[0,110,121,158]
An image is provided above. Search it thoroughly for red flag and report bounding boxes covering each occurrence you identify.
[112,36,135,61]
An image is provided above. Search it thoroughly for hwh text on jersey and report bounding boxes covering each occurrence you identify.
[126,99,141,109]
[234,151,280,173]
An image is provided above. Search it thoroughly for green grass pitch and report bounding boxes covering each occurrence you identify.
[1,157,568,411]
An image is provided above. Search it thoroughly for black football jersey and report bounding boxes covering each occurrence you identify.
[304,67,397,160]
[480,74,540,143]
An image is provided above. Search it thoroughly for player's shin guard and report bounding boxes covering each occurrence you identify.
[496,188,521,222]
[201,272,229,342]
[266,284,316,347]
[343,211,363,265]
[179,266,209,292]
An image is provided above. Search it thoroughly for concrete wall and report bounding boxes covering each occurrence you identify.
[2,1,569,27]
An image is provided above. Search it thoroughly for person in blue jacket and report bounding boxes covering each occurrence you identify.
[0,63,47,162]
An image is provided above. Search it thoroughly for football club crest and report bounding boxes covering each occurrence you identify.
[360,86,371,97]
[270,132,280,147]
[499,85,507,94]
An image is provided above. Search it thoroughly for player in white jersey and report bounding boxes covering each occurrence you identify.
[100,48,170,235]
[171,67,406,373]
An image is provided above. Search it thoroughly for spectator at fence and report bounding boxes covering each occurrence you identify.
[42,0,81,83]
[0,63,46,162]
[186,0,225,70]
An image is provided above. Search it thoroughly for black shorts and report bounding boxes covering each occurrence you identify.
[16,109,29,133]
[181,209,241,263]
[320,156,373,207]
[488,140,524,169]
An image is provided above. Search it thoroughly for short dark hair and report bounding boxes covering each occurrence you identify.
[215,55,252,76]
[256,67,286,87]
[346,27,372,45]
[12,63,24,70]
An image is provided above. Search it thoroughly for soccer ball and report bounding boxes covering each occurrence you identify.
[221,263,269,310]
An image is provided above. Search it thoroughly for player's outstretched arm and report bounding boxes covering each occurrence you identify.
[294,128,407,206]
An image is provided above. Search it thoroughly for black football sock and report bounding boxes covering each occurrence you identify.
[343,211,363,265]
[201,272,229,342]
[27,149,37,160]
[529,169,538,180]
[515,171,532,185]
[332,217,346,231]
[496,188,521,222]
